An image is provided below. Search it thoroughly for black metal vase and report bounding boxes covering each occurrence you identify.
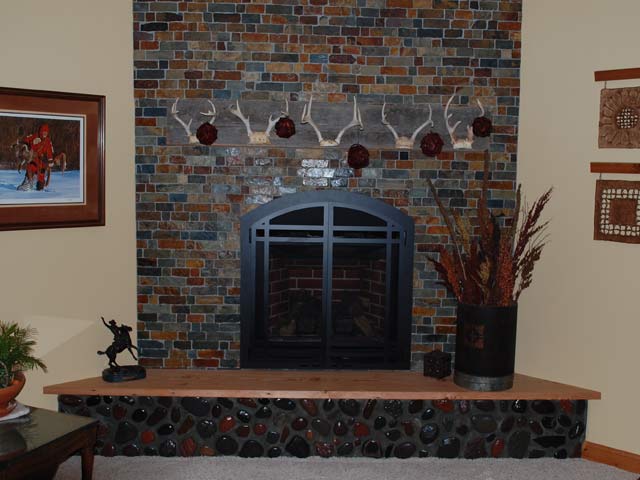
[454,303,518,392]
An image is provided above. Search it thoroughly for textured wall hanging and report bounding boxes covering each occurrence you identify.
[598,87,640,148]
[594,179,640,243]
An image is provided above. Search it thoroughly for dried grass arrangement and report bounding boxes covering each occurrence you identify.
[428,153,552,306]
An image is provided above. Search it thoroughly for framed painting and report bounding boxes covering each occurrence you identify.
[0,87,105,230]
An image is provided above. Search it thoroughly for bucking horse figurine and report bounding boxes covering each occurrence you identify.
[98,317,145,382]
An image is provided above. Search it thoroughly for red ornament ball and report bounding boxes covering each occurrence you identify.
[420,132,444,157]
[347,143,370,169]
[275,117,296,138]
[472,116,493,138]
[196,123,218,145]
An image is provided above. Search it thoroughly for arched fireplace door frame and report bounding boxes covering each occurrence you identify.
[240,190,415,369]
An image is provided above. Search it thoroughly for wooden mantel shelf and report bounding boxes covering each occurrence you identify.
[43,370,600,401]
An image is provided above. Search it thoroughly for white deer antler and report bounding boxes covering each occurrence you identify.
[301,97,363,147]
[172,99,218,143]
[230,100,285,145]
[381,103,433,149]
[444,94,474,150]
[172,98,197,144]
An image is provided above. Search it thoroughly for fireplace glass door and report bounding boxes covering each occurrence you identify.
[241,191,413,369]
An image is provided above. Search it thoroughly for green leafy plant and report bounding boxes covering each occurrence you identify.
[0,321,47,388]
[427,153,552,306]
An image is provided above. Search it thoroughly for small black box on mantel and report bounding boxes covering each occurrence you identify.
[423,350,452,379]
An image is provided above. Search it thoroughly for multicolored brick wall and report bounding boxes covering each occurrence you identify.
[133,0,522,369]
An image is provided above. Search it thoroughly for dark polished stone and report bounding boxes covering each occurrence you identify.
[171,407,181,423]
[258,398,271,405]
[119,396,136,406]
[301,399,318,417]
[474,400,495,412]
[408,400,424,414]
[437,437,460,458]
[315,441,335,458]
[464,437,487,459]
[420,423,439,444]
[569,422,585,440]
[147,407,167,426]
[132,409,147,423]
[339,399,361,416]
[542,416,557,429]
[178,416,195,435]
[96,405,111,418]
[558,414,572,428]
[197,419,216,438]
[312,418,330,436]
[113,405,128,421]
[216,435,239,455]
[211,404,222,418]
[323,399,335,411]
[122,444,140,457]
[384,400,403,418]
[384,444,394,458]
[554,448,568,459]
[239,440,264,458]
[181,398,210,417]
[422,408,435,421]
[395,442,416,459]
[266,431,280,444]
[254,423,267,436]
[159,439,177,457]
[115,422,138,444]
[101,443,116,457]
[531,400,555,415]
[512,400,527,414]
[529,420,543,435]
[86,396,101,407]
[273,398,296,411]
[337,442,354,456]
[238,398,257,408]
[333,420,348,436]
[158,424,174,436]
[103,396,113,404]
[402,421,415,436]
[507,430,531,459]
[362,440,382,458]
[385,429,402,441]
[374,416,387,430]
[500,416,515,433]
[534,435,566,448]
[267,447,282,458]
[237,409,252,423]
[286,435,310,458]
[256,406,272,419]
[529,449,546,459]
[218,398,234,409]
[143,447,158,456]
[472,415,497,434]
[419,450,429,458]
[180,437,197,457]
[236,425,251,437]
[363,399,377,419]
[292,417,308,431]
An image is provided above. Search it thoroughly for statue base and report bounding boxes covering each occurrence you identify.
[102,365,146,383]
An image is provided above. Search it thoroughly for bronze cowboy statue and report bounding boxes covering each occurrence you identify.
[98,317,145,382]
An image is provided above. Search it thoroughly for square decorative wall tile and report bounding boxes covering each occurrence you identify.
[594,179,640,243]
[599,87,640,148]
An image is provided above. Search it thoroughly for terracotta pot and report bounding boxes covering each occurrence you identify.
[0,371,25,417]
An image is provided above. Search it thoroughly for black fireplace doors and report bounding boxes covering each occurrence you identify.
[240,191,414,369]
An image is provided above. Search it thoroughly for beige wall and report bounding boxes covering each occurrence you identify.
[518,1,640,454]
[0,1,136,409]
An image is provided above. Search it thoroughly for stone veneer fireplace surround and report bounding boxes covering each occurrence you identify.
[240,190,414,369]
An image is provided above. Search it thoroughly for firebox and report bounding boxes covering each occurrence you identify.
[240,191,414,369]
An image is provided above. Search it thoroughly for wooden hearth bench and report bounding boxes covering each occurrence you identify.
[44,370,600,460]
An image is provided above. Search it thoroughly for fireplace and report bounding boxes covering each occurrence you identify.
[240,191,414,369]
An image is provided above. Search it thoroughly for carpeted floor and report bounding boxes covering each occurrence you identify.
[55,456,637,480]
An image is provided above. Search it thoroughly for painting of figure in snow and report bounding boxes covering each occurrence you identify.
[0,111,84,205]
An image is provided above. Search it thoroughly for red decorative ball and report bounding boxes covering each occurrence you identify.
[420,132,444,157]
[196,123,218,145]
[347,143,370,169]
[472,116,493,137]
[275,117,296,138]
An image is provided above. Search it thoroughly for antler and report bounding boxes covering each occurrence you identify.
[444,94,474,150]
[381,103,433,149]
[229,100,254,137]
[200,100,217,125]
[171,98,198,144]
[301,97,363,147]
[230,100,289,144]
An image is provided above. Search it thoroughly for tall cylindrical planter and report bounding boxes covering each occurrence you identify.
[454,303,518,392]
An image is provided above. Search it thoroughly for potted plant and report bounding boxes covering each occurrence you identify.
[427,154,552,391]
[0,321,47,416]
